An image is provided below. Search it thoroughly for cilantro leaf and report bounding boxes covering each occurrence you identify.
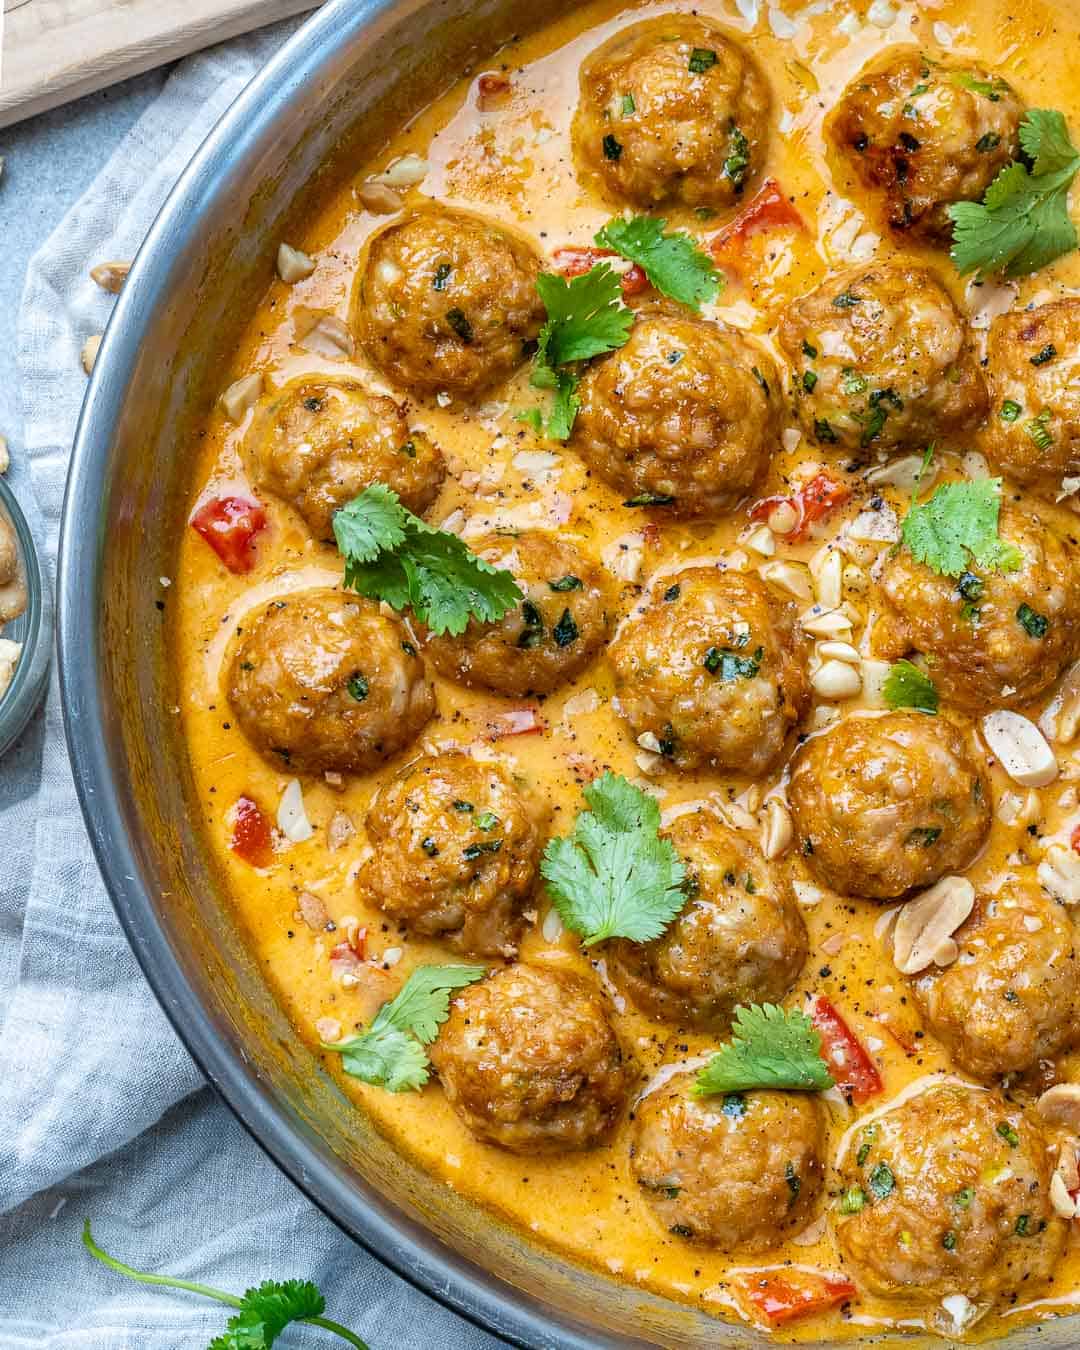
[535,265,634,366]
[515,368,581,440]
[594,215,722,312]
[901,477,1022,577]
[323,964,486,1092]
[882,659,939,715]
[209,1280,324,1350]
[694,1004,834,1095]
[540,772,686,945]
[948,109,1080,278]
[333,485,523,635]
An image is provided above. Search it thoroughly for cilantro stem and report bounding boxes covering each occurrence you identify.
[83,1222,370,1349]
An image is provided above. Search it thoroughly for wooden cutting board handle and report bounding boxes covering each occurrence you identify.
[0,0,322,130]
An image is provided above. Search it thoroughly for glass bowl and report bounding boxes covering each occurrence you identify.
[0,473,52,758]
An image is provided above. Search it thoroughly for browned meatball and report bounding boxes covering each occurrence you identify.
[610,568,810,775]
[778,264,987,453]
[829,49,1024,243]
[572,309,781,518]
[573,16,770,210]
[983,301,1080,486]
[245,375,445,539]
[631,1073,825,1249]
[226,589,434,775]
[354,208,544,397]
[422,531,613,697]
[788,712,990,900]
[874,491,1080,709]
[430,964,632,1153]
[607,812,807,1030]
[359,752,542,959]
[835,1084,1064,1302]
[911,881,1080,1081]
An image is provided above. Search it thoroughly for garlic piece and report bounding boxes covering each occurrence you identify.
[90,260,131,293]
[0,434,8,474]
[358,180,404,214]
[996,789,1040,827]
[892,875,975,975]
[793,880,824,907]
[1042,662,1080,745]
[276,242,316,283]
[800,606,853,638]
[220,372,263,423]
[866,453,937,494]
[982,710,1058,788]
[767,500,799,535]
[1050,1168,1079,1219]
[860,658,893,706]
[761,798,793,859]
[1038,843,1080,903]
[371,154,430,188]
[298,314,354,361]
[759,559,812,600]
[811,659,862,701]
[817,640,860,665]
[742,524,776,557]
[80,334,103,374]
[1037,1083,1080,1134]
[812,548,843,610]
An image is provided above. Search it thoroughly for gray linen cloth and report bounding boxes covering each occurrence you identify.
[0,25,500,1350]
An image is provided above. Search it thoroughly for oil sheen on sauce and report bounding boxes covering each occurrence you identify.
[172,0,1080,1341]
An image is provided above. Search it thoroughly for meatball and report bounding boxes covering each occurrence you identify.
[572,309,781,518]
[835,1084,1064,1302]
[573,16,770,210]
[788,712,990,900]
[911,881,1080,1081]
[829,49,1024,243]
[244,375,445,539]
[631,1073,825,1250]
[226,588,434,775]
[609,568,810,775]
[983,300,1080,486]
[422,531,613,697]
[607,811,807,1030]
[778,264,987,453]
[359,752,541,959]
[430,964,632,1153]
[874,492,1080,709]
[354,208,544,398]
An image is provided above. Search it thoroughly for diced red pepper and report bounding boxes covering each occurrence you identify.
[1070,823,1080,854]
[552,246,649,297]
[870,1012,916,1056]
[735,1270,856,1326]
[190,494,268,574]
[709,178,805,270]
[811,996,884,1104]
[749,472,852,542]
[477,72,512,99]
[230,795,274,867]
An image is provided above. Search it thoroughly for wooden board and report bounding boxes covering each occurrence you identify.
[0,0,323,129]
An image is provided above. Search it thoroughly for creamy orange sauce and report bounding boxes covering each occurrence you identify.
[172,0,1080,1340]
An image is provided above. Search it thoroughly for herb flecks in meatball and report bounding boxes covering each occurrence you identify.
[835,1084,1064,1302]
[421,530,613,697]
[573,309,781,518]
[631,1073,825,1250]
[911,881,1080,1080]
[610,568,810,775]
[874,493,1080,709]
[573,16,770,210]
[354,208,545,397]
[983,299,1080,486]
[430,964,632,1153]
[779,264,987,454]
[245,375,445,539]
[830,49,1024,243]
[226,588,434,775]
[607,811,807,1030]
[360,752,542,959]
[789,712,990,900]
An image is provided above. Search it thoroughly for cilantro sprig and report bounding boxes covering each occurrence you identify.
[901,476,1022,577]
[322,964,485,1092]
[882,659,939,715]
[949,109,1080,278]
[332,484,522,636]
[594,215,722,312]
[540,772,686,945]
[83,1222,369,1349]
[694,1004,834,1096]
